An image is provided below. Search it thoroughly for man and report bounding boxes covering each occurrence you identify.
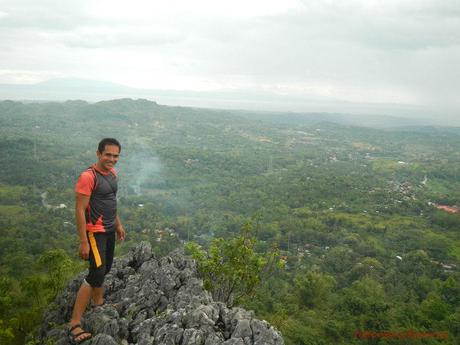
[69,138,126,343]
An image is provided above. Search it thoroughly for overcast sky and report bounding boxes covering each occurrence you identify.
[1,0,459,114]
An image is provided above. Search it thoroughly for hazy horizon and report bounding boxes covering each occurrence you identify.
[1,77,459,127]
[1,1,459,125]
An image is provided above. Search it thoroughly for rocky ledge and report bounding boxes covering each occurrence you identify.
[40,242,284,345]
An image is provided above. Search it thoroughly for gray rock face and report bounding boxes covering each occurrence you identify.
[40,242,284,345]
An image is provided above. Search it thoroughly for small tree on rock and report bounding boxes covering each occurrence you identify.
[186,222,282,307]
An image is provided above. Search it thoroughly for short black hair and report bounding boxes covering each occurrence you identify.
[98,138,121,153]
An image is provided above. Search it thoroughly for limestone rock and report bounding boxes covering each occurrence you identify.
[40,242,284,345]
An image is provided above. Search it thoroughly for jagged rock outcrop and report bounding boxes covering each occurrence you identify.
[40,242,284,345]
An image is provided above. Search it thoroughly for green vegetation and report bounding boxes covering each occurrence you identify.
[0,99,459,344]
[185,223,281,306]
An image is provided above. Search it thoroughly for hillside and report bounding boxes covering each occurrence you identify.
[0,99,459,345]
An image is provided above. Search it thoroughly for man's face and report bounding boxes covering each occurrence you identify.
[96,144,120,171]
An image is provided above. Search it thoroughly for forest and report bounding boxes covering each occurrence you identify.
[0,99,459,344]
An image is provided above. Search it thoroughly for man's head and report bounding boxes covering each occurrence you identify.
[96,138,121,172]
[98,138,121,154]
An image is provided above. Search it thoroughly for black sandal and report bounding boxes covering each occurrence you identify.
[68,324,92,344]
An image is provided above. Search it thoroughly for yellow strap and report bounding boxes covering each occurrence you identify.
[88,232,102,268]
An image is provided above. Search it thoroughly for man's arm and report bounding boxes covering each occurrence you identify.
[115,215,126,241]
[75,192,90,260]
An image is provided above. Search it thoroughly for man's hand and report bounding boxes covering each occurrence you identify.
[79,241,90,260]
[116,226,126,241]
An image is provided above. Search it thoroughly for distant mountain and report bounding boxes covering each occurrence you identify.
[0,78,456,126]
[0,78,140,102]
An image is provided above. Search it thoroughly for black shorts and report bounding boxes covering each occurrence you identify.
[86,231,115,288]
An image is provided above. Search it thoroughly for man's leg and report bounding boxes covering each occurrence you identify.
[70,282,93,323]
[92,232,115,307]
[69,232,106,340]
[69,281,93,341]
[92,287,104,306]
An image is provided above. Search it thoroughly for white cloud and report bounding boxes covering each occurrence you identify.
[89,0,303,19]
